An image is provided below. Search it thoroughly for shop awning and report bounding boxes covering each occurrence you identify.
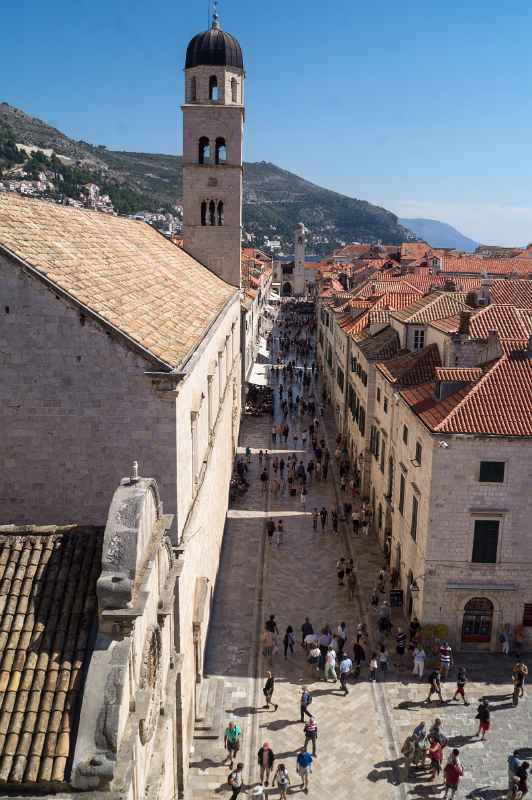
[248,364,269,386]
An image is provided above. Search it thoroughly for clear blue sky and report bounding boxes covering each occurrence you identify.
[3,0,532,245]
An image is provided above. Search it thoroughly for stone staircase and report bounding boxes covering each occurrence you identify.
[193,676,225,741]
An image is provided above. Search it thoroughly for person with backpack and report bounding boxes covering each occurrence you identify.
[257,742,275,786]
[452,667,469,705]
[274,764,290,800]
[262,671,278,711]
[426,668,445,705]
[300,687,313,722]
[443,750,463,799]
[228,762,245,800]
[296,748,313,793]
[474,699,491,741]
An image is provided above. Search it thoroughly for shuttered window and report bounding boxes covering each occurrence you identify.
[472,520,499,563]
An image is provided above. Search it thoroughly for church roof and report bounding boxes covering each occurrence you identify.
[185,26,243,70]
[0,194,237,370]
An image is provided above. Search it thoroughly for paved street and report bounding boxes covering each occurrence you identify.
[190,306,531,800]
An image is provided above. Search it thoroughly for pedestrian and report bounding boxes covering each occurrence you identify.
[500,629,511,656]
[516,762,530,799]
[315,460,321,480]
[443,750,463,799]
[296,748,313,794]
[379,644,389,675]
[260,469,268,494]
[439,641,453,680]
[337,621,347,652]
[413,645,426,679]
[331,508,338,533]
[336,557,346,586]
[300,486,307,510]
[257,742,275,786]
[322,461,328,480]
[311,508,318,531]
[228,762,245,800]
[351,508,360,535]
[426,668,444,704]
[400,735,416,781]
[258,449,264,465]
[369,652,378,681]
[353,641,365,676]
[262,670,278,711]
[266,518,275,545]
[265,614,279,635]
[301,617,313,646]
[224,721,242,768]
[271,424,277,444]
[339,653,353,695]
[273,764,290,800]
[428,736,443,781]
[303,715,318,756]
[508,750,523,794]
[452,667,469,705]
[409,616,421,642]
[324,647,337,682]
[300,687,313,721]
[275,520,284,547]
[319,506,328,531]
[245,445,252,463]
[262,629,274,662]
[396,627,407,664]
[474,699,490,740]
[283,626,296,659]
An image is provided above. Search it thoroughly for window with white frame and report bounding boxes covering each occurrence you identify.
[413,328,425,351]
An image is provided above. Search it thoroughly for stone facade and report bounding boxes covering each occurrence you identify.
[72,475,178,800]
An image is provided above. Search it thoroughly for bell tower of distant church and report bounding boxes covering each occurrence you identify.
[293,222,306,295]
[182,7,244,287]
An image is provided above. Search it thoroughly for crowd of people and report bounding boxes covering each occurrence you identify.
[223,296,530,800]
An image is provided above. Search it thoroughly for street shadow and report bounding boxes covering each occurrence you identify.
[189,757,228,769]
[481,692,512,702]
[259,718,300,732]
[369,758,402,785]
[395,700,429,710]
[490,701,516,711]
[448,733,477,748]
[230,705,260,717]
[465,789,507,799]
[407,786,447,798]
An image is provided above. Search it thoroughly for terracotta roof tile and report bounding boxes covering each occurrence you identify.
[391,291,469,323]
[0,526,102,786]
[354,325,400,359]
[429,303,532,341]
[377,344,441,386]
[442,256,532,277]
[435,367,483,381]
[0,194,236,369]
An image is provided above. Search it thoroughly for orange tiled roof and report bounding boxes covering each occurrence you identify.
[429,304,532,342]
[0,194,236,369]
[491,280,532,308]
[377,344,441,386]
[400,242,430,261]
[391,291,469,323]
[0,525,103,785]
[401,349,532,436]
[442,256,532,277]
[435,367,483,382]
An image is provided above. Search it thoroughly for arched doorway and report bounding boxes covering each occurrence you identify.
[462,598,494,645]
[282,281,292,296]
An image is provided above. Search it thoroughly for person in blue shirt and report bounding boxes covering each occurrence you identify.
[296,748,313,793]
[508,751,522,793]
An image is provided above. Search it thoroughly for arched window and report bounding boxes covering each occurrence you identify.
[201,201,207,226]
[231,78,238,103]
[190,76,197,101]
[215,137,226,164]
[198,137,210,164]
[217,201,224,226]
[209,200,216,226]
[209,75,219,101]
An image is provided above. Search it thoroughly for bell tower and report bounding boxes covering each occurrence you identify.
[182,9,244,288]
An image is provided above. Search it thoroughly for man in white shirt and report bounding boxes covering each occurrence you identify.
[324,647,337,682]
[339,654,353,695]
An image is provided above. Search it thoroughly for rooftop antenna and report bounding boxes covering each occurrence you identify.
[212,0,220,28]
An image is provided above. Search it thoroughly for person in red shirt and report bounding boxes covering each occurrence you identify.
[443,750,464,799]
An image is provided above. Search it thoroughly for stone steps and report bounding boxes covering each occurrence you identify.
[194,677,224,740]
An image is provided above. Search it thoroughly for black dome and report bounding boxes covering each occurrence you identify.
[185,27,243,70]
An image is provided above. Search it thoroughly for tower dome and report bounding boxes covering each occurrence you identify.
[185,18,243,70]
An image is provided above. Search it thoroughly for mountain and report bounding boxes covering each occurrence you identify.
[0,102,411,254]
[399,217,478,252]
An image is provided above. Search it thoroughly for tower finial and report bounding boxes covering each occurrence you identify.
[211,0,220,28]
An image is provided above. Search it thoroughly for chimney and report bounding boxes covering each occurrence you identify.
[465,290,478,308]
[458,311,472,336]
[478,273,493,306]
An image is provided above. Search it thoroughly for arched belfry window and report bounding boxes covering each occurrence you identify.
[209,200,216,226]
[190,76,197,101]
[217,201,224,226]
[209,75,219,101]
[215,137,226,164]
[201,201,207,226]
[231,78,238,103]
[198,137,210,164]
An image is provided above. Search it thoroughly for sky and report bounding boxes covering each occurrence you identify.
[3,0,532,245]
